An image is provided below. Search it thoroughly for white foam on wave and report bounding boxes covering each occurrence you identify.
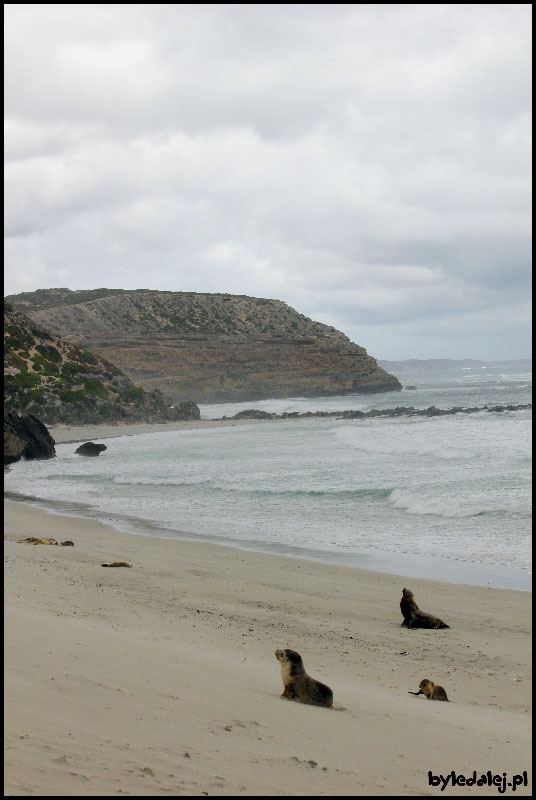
[333,424,470,460]
[112,477,206,486]
[388,488,498,518]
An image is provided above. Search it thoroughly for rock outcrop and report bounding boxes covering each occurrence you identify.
[7,289,402,403]
[75,442,107,456]
[4,411,56,464]
[221,403,531,422]
[231,409,275,420]
[165,400,202,421]
[339,404,532,419]
[4,301,200,424]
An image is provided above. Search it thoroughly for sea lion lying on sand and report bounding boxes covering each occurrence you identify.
[101,561,132,568]
[18,537,74,546]
[409,678,449,701]
[18,537,58,545]
[275,648,333,707]
[400,588,449,629]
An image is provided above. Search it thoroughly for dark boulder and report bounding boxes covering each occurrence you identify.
[422,406,443,416]
[4,411,56,464]
[232,409,276,420]
[75,442,107,457]
[4,430,26,464]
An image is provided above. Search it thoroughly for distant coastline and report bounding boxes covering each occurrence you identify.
[379,357,532,371]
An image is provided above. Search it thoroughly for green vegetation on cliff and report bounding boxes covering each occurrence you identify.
[4,302,199,424]
[7,287,344,338]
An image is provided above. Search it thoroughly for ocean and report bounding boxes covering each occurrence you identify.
[4,360,532,591]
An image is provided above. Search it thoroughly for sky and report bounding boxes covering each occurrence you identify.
[4,4,532,360]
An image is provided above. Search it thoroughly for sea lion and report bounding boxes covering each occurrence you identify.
[18,537,58,545]
[400,588,449,629]
[275,648,333,708]
[409,678,449,701]
[101,561,132,568]
[400,587,417,626]
[17,537,73,546]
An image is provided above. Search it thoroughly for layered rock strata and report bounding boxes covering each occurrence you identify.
[7,289,402,403]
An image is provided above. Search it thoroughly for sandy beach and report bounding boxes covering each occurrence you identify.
[45,417,287,444]
[4,423,532,796]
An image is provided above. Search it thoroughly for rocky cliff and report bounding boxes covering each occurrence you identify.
[4,301,200,424]
[7,289,402,403]
[4,411,56,464]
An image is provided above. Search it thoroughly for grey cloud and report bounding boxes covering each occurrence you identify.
[3,4,532,360]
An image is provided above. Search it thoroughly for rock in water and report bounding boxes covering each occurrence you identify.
[232,409,276,420]
[75,442,107,456]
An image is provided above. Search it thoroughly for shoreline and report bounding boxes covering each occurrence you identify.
[6,419,531,593]
[47,417,295,444]
[46,401,533,446]
[4,497,532,796]
[5,489,531,594]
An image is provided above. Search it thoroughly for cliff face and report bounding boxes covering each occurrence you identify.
[7,289,402,403]
[4,411,56,464]
[3,301,199,424]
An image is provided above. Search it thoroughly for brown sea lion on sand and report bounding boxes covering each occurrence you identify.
[17,537,73,546]
[18,536,58,545]
[400,588,449,629]
[275,648,333,708]
[101,561,132,568]
[400,587,416,626]
[409,678,449,701]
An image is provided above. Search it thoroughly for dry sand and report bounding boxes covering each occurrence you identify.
[4,422,532,796]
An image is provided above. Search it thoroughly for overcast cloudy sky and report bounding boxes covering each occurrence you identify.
[4,4,532,360]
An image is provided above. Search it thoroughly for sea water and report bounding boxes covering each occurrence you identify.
[4,360,531,590]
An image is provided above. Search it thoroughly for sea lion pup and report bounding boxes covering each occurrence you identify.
[60,541,74,546]
[101,561,132,568]
[400,588,449,629]
[18,536,58,545]
[275,648,333,708]
[409,678,449,701]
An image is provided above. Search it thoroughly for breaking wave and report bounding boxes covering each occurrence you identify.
[389,488,507,518]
